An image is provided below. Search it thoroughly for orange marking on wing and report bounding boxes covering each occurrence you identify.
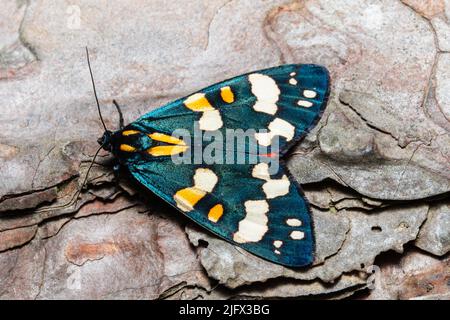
[148,132,185,145]
[120,144,136,152]
[184,93,214,111]
[122,130,140,136]
[220,86,235,103]
[174,187,206,212]
[147,145,188,156]
[208,204,224,223]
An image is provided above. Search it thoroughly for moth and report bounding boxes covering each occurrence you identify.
[87,49,330,267]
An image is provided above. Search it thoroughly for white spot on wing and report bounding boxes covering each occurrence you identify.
[290,230,304,240]
[303,90,317,98]
[249,73,280,115]
[253,101,278,115]
[199,110,223,131]
[252,163,290,199]
[193,168,218,192]
[269,118,295,141]
[290,72,296,76]
[298,100,313,108]
[254,132,273,147]
[274,250,281,255]
[233,200,269,243]
[286,218,302,227]
[263,177,290,199]
[273,240,283,248]
[255,118,296,147]
[252,163,271,180]
[289,78,297,85]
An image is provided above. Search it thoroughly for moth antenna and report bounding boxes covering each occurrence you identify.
[113,99,125,129]
[86,47,108,132]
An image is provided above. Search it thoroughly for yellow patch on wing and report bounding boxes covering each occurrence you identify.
[174,168,218,212]
[208,204,224,223]
[174,187,206,212]
[220,86,235,103]
[147,145,188,156]
[184,93,214,111]
[184,93,223,131]
[120,144,137,152]
[149,132,185,145]
[122,130,140,136]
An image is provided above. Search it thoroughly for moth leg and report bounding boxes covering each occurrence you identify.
[111,163,121,189]
[91,160,111,167]
[112,99,125,129]
[105,163,122,200]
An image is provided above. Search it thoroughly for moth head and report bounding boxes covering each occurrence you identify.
[98,130,113,152]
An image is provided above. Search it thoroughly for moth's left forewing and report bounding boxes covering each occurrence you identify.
[129,64,329,153]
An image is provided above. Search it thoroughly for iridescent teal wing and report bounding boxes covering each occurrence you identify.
[128,158,315,267]
[120,64,329,267]
[130,64,329,155]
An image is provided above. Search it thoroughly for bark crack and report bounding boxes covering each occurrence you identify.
[31,145,56,189]
[338,96,406,145]
[34,245,47,300]
[393,143,422,198]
